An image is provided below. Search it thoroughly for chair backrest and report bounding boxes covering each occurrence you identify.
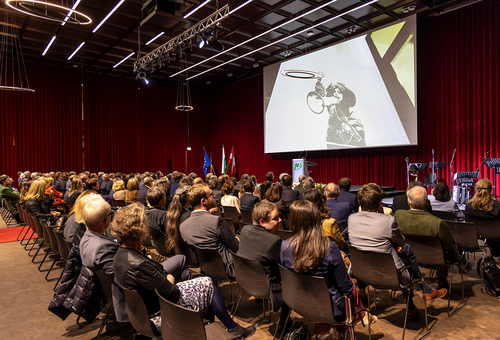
[240,210,253,224]
[150,231,170,257]
[54,229,69,261]
[431,210,456,221]
[278,264,335,324]
[30,214,44,239]
[232,252,270,299]
[223,206,240,225]
[445,220,479,252]
[223,218,236,235]
[465,215,500,241]
[41,220,59,253]
[142,234,154,248]
[95,270,114,306]
[66,201,74,210]
[115,200,127,207]
[123,289,160,339]
[348,246,402,290]
[175,238,198,266]
[271,229,293,240]
[403,234,447,269]
[110,198,116,206]
[194,248,231,282]
[156,289,207,340]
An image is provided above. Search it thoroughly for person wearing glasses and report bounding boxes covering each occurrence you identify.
[180,183,239,280]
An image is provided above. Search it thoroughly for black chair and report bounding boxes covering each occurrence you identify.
[271,229,293,240]
[222,206,240,232]
[348,246,429,340]
[150,230,172,262]
[1,198,17,226]
[404,234,466,318]
[123,288,162,339]
[445,220,480,254]
[465,215,500,242]
[240,209,253,224]
[156,289,232,340]
[175,238,198,267]
[95,270,115,340]
[231,252,271,320]
[53,229,69,291]
[39,220,62,281]
[223,218,236,235]
[431,210,456,221]
[278,264,365,340]
[194,248,232,283]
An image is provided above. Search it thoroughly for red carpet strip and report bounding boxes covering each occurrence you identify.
[0,226,36,244]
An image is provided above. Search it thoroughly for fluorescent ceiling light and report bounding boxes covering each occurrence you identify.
[92,0,126,33]
[68,42,85,60]
[42,36,56,56]
[113,52,135,68]
[228,0,252,15]
[171,0,339,77]
[61,0,81,26]
[146,32,165,45]
[187,0,378,80]
[184,0,211,19]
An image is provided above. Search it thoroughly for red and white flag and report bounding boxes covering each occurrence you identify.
[227,147,237,176]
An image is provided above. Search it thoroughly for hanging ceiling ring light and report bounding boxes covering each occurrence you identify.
[6,0,92,25]
[280,70,324,80]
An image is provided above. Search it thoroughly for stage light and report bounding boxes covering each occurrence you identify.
[172,44,182,60]
[135,71,149,84]
[195,33,205,49]
[207,24,224,52]
[161,53,170,65]
[183,40,192,53]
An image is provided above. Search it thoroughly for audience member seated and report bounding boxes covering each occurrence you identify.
[63,191,94,246]
[348,184,446,320]
[395,186,461,290]
[208,176,222,207]
[294,175,306,196]
[240,180,260,211]
[145,187,168,235]
[0,175,23,223]
[68,178,84,204]
[44,177,65,206]
[99,174,111,195]
[125,177,139,205]
[170,171,184,196]
[18,180,33,208]
[430,182,465,221]
[111,180,126,201]
[166,184,192,253]
[180,183,239,280]
[298,176,315,200]
[237,201,291,333]
[111,203,256,338]
[337,178,360,212]
[221,181,241,214]
[303,189,346,254]
[281,201,364,338]
[137,176,153,207]
[392,181,432,213]
[281,174,299,207]
[324,183,352,228]
[264,183,289,229]
[465,179,500,257]
[155,178,173,210]
[25,179,61,222]
[259,181,272,201]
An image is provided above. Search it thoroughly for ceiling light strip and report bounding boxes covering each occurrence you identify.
[146,31,165,45]
[187,0,378,81]
[42,36,56,56]
[61,0,81,26]
[68,42,85,60]
[184,0,211,19]
[92,0,126,33]
[171,0,339,78]
[113,52,135,68]
[228,0,253,15]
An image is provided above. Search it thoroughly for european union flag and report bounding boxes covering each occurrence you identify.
[203,149,211,176]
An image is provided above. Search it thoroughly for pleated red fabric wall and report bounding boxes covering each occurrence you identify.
[0,63,82,181]
[205,0,499,190]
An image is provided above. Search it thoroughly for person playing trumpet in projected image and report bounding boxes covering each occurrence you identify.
[309,80,366,147]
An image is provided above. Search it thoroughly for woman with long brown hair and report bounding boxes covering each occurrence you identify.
[264,183,289,229]
[165,184,192,252]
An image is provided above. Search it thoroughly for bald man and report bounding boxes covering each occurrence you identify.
[324,182,352,228]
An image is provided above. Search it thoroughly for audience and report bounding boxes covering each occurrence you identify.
[25,179,60,222]
[125,177,139,205]
[137,176,153,207]
[166,184,192,252]
[281,174,299,207]
[392,181,433,213]
[112,180,126,201]
[430,182,465,221]
[264,183,289,229]
[145,187,168,235]
[67,178,84,204]
[221,181,241,214]
[0,175,23,223]
[324,182,352,228]
[337,177,360,212]
[240,180,260,211]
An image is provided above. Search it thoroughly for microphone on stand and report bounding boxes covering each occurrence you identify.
[486,149,493,155]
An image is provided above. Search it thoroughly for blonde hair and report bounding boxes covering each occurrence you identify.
[470,179,495,212]
[113,180,125,192]
[111,203,149,242]
[69,190,98,223]
[69,178,83,198]
[24,179,47,202]
[44,177,54,189]
[127,177,139,191]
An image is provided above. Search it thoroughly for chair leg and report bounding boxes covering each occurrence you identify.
[401,288,411,340]
[17,226,29,242]
[274,307,291,340]
[230,286,244,316]
[96,305,114,340]
[448,265,467,317]
[419,282,431,340]
[367,286,372,340]
[54,268,65,291]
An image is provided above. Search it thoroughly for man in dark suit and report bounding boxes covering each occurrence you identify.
[137,176,153,206]
[392,181,433,213]
[240,180,260,211]
[324,182,352,228]
[337,177,359,212]
[208,176,222,206]
[237,201,291,333]
[145,187,168,235]
[281,174,299,207]
[180,183,239,279]
[293,175,306,196]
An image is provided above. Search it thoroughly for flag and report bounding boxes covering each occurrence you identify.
[227,147,237,176]
[203,148,211,176]
[221,145,226,175]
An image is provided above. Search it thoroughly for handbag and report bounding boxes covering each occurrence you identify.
[283,322,308,340]
[479,256,500,297]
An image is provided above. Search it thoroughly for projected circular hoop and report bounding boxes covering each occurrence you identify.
[0,86,35,92]
[306,91,324,114]
[280,70,324,80]
[175,105,194,111]
[6,0,92,25]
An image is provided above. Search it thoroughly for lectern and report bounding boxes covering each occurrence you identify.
[292,158,317,184]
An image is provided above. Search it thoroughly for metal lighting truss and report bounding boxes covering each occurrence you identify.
[133,4,229,73]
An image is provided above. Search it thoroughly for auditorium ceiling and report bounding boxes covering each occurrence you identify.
[0,0,479,85]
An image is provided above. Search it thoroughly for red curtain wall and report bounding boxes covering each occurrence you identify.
[1,0,497,190]
[205,0,499,190]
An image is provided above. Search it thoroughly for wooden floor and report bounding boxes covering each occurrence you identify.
[1,215,499,340]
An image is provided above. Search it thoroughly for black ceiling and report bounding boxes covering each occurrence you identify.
[0,0,479,85]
